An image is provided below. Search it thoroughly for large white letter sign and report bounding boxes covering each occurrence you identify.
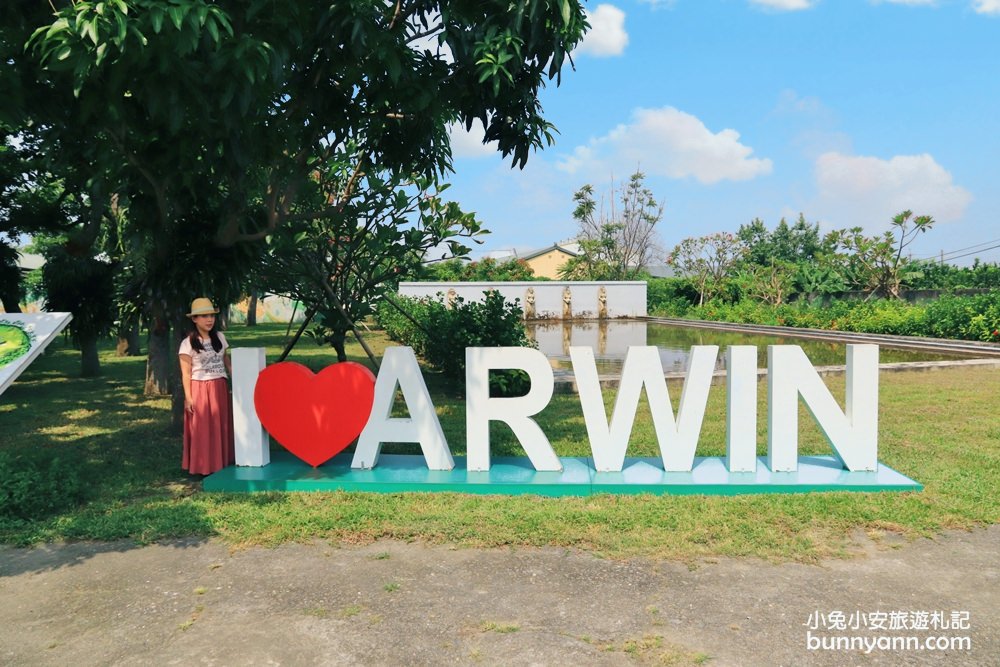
[465,347,560,472]
[353,347,454,471]
[725,346,758,473]
[767,344,879,472]
[232,347,270,467]
[571,346,717,472]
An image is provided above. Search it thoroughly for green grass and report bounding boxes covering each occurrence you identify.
[0,323,997,562]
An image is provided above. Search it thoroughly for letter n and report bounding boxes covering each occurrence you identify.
[767,344,878,472]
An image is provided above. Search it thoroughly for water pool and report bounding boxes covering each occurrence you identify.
[525,320,972,374]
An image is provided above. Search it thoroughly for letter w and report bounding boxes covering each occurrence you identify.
[571,346,717,472]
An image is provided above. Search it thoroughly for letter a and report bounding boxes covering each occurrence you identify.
[353,347,454,470]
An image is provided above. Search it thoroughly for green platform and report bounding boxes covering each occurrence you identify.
[203,451,922,496]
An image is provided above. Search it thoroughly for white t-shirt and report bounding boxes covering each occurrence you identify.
[178,332,229,381]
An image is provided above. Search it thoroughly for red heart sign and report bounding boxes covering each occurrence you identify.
[254,361,376,467]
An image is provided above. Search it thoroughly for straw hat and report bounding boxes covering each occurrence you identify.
[187,297,219,317]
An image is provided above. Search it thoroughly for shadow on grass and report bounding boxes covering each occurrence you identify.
[0,340,219,558]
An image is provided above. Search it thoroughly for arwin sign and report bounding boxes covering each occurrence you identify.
[203,344,922,495]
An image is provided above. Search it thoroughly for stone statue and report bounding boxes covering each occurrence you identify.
[524,287,536,320]
[446,288,457,309]
[597,286,608,320]
[562,286,572,320]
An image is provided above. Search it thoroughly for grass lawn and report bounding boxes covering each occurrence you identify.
[1,323,997,562]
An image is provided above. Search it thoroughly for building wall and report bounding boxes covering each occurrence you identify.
[397,281,647,319]
[524,250,574,279]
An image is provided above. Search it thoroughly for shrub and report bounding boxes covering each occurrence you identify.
[0,451,86,520]
[376,291,536,395]
[374,295,438,352]
[646,277,698,316]
[923,291,1000,341]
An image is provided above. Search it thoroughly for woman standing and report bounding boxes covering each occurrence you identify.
[178,297,235,475]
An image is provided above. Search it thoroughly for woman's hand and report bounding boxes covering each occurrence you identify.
[185,398,195,414]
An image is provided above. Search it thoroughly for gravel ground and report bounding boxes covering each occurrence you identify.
[1,527,996,666]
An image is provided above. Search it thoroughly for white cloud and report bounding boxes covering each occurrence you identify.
[558,107,772,184]
[814,152,972,228]
[447,120,495,159]
[749,0,816,11]
[774,89,827,115]
[973,0,1000,15]
[576,5,629,57]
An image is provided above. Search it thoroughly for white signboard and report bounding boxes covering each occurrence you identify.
[0,313,73,396]
[235,343,881,475]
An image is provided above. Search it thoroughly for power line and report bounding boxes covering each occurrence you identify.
[929,241,1000,264]
[916,236,1000,261]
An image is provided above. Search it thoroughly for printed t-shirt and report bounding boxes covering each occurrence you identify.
[178,332,229,381]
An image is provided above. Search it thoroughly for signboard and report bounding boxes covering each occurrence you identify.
[0,313,73,396]
[204,344,922,495]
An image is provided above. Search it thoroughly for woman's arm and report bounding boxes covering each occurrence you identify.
[221,332,232,377]
[180,353,194,413]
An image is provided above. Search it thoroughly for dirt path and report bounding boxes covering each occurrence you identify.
[1,527,996,666]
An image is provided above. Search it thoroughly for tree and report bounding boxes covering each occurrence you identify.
[420,256,535,282]
[736,214,826,267]
[263,161,484,363]
[733,261,796,306]
[23,0,588,398]
[666,232,745,306]
[41,248,116,377]
[832,211,934,299]
[560,171,663,280]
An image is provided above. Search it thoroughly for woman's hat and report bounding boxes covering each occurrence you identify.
[187,297,219,317]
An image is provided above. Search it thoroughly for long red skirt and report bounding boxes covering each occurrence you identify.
[183,378,235,475]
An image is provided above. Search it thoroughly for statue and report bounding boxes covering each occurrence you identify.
[562,286,572,320]
[446,288,457,309]
[524,287,536,320]
[597,286,608,320]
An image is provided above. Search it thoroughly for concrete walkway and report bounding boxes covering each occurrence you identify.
[2,528,996,666]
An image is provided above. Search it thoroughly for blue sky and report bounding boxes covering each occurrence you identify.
[444,0,1000,265]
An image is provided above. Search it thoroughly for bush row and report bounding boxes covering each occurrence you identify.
[649,286,1000,342]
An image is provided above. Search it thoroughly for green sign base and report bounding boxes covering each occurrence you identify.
[203,451,922,496]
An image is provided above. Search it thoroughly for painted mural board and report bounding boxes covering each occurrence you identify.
[0,313,73,396]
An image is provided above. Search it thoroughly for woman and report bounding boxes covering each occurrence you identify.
[178,297,234,475]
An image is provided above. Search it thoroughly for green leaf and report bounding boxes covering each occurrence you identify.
[150,9,164,34]
[115,12,127,45]
[561,0,572,26]
[206,17,219,44]
[168,5,185,31]
[84,18,99,45]
[95,42,108,66]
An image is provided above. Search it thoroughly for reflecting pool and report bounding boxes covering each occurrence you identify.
[525,320,971,374]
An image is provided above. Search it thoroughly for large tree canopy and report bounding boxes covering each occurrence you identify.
[11,0,587,414]
[27,0,588,248]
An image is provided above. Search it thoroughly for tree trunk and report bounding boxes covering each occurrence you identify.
[116,324,142,356]
[80,334,101,377]
[145,315,173,396]
[331,331,348,363]
[247,291,258,326]
[171,381,186,435]
[0,294,21,313]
